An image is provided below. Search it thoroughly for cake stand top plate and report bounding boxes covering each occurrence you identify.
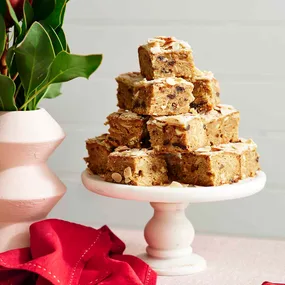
[81,170,266,203]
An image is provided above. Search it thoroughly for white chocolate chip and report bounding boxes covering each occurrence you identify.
[166,77,176,85]
[172,42,181,51]
[161,105,167,110]
[150,46,161,54]
[111,172,122,183]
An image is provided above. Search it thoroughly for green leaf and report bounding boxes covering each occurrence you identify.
[0,2,6,16]
[40,22,63,55]
[44,0,67,29]
[6,47,18,77]
[17,0,34,43]
[0,75,17,111]
[15,22,55,95]
[33,0,56,21]
[59,4,66,26]
[42,83,62,99]
[27,83,62,110]
[19,52,103,110]
[47,51,102,84]
[6,47,14,69]
[0,14,6,58]
[23,0,34,28]
[35,83,62,106]
[56,28,68,51]
[5,0,21,34]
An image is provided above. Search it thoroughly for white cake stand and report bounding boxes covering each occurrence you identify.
[82,170,266,276]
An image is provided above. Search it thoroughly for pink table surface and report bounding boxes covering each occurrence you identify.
[115,228,285,285]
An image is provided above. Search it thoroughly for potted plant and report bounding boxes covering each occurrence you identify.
[0,0,102,252]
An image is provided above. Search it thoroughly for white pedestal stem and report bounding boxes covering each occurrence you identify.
[139,202,206,276]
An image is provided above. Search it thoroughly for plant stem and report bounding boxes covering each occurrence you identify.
[12,72,19,81]
[19,84,47,110]
[0,53,7,75]
[0,30,9,76]
[14,83,22,101]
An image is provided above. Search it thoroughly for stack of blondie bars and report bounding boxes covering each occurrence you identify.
[85,36,260,187]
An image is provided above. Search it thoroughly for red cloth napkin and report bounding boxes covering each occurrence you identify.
[262,282,285,285]
[0,219,157,285]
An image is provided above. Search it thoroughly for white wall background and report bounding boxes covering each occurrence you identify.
[41,0,285,238]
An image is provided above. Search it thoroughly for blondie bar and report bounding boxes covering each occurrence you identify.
[167,139,260,186]
[116,72,143,111]
[105,147,169,186]
[116,72,195,116]
[85,134,115,175]
[147,112,207,153]
[106,110,149,148]
[203,104,240,146]
[138,36,197,80]
[190,71,220,112]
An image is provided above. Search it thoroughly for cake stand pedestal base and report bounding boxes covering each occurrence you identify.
[139,253,206,276]
[138,202,206,275]
[82,170,266,276]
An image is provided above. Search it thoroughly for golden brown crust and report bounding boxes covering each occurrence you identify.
[85,134,115,175]
[166,139,260,186]
[190,71,220,112]
[105,148,169,186]
[202,104,240,145]
[116,72,195,116]
[138,37,197,80]
[147,113,207,153]
[106,110,150,148]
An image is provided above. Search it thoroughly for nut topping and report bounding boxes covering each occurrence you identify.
[111,173,122,183]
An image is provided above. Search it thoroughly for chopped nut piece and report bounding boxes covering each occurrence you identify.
[124,166,132,178]
[169,181,184,188]
[111,172,123,183]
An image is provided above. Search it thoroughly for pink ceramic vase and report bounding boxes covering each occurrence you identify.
[0,109,66,252]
